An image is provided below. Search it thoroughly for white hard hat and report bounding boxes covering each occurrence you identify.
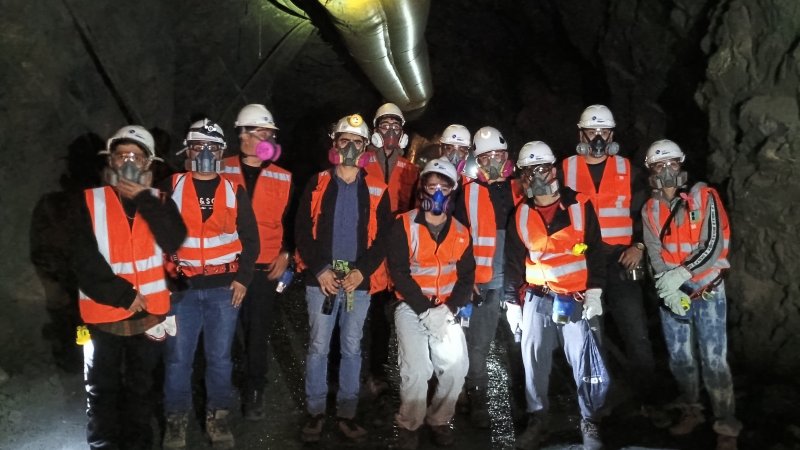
[185,119,227,149]
[102,125,157,160]
[577,104,616,129]
[332,114,370,140]
[373,103,405,126]
[517,141,556,168]
[235,104,279,130]
[473,126,508,156]
[440,124,471,147]
[421,157,459,190]
[645,139,686,168]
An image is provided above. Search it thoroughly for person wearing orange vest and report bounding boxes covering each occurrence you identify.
[362,103,420,396]
[222,104,294,421]
[452,125,522,428]
[642,139,740,450]
[71,125,186,450]
[295,114,391,443]
[562,104,657,407]
[161,119,260,450]
[387,158,475,449]
[504,141,607,450]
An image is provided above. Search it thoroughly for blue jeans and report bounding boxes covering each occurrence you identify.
[659,281,741,435]
[305,287,370,418]
[163,286,240,413]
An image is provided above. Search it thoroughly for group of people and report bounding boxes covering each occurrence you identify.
[69,101,741,450]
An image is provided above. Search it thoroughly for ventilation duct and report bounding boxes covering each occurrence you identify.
[320,0,433,116]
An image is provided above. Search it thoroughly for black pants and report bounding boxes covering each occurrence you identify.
[85,327,162,450]
[239,271,279,391]
[367,289,395,379]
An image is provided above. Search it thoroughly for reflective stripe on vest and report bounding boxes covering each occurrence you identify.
[364,152,419,214]
[172,174,242,270]
[78,186,169,324]
[400,209,470,303]
[465,182,497,284]
[563,155,633,245]
[645,185,730,285]
[223,157,292,263]
[517,201,588,294]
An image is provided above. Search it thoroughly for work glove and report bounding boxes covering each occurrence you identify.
[581,288,603,320]
[663,290,689,316]
[420,304,451,341]
[456,303,473,327]
[505,302,523,343]
[163,315,177,336]
[655,266,692,297]
[144,316,178,341]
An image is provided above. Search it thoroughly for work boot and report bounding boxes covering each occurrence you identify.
[580,418,604,450]
[394,426,419,450]
[162,412,188,449]
[515,412,548,450]
[716,434,738,450]
[430,424,455,447]
[301,414,325,443]
[467,387,490,428]
[669,404,705,435]
[242,389,265,421]
[205,409,234,449]
[337,417,368,442]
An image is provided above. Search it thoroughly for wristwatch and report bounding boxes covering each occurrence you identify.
[634,242,645,251]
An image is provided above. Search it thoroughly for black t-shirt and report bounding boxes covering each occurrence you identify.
[241,162,262,196]
[193,177,221,222]
[587,159,606,192]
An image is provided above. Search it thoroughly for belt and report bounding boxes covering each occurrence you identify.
[688,275,724,300]
[528,285,584,301]
[180,261,239,277]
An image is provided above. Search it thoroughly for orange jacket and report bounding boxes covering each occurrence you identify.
[515,196,590,294]
[364,151,419,214]
[78,186,170,323]
[300,170,389,293]
[644,185,730,287]
[395,210,471,304]
[462,180,524,283]
[562,155,633,246]
[223,157,291,264]
[171,173,242,272]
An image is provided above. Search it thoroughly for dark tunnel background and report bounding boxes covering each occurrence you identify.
[1,0,799,448]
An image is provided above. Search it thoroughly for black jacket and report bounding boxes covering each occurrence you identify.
[504,187,607,303]
[387,211,476,315]
[295,169,391,291]
[71,188,187,310]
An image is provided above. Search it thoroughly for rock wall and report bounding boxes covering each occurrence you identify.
[697,0,800,375]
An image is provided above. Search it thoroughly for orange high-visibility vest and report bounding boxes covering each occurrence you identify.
[563,155,633,246]
[515,198,589,294]
[223,156,291,264]
[78,186,170,324]
[644,185,730,287]
[395,210,470,304]
[171,173,242,271]
[299,170,388,293]
[463,180,525,284]
[364,151,419,214]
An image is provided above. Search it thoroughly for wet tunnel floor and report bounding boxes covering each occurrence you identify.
[2,283,794,449]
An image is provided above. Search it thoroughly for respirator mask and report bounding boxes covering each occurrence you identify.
[419,185,453,216]
[476,151,514,182]
[104,151,152,186]
[522,164,558,198]
[648,160,688,189]
[576,130,619,157]
[189,142,222,173]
